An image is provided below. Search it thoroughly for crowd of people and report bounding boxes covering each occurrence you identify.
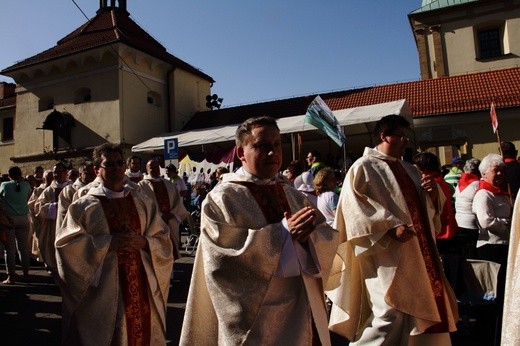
[1,113,520,345]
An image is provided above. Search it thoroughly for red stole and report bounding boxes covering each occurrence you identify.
[232,181,290,223]
[386,161,449,333]
[150,180,171,215]
[97,194,151,345]
[150,180,180,259]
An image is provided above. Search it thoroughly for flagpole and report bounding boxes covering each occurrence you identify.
[491,102,513,204]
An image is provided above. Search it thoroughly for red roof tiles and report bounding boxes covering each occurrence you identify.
[1,8,214,83]
[183,67,520,130]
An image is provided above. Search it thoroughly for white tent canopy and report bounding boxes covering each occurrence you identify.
[132,99,411,153]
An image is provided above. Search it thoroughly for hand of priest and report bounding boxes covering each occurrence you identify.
[285,206,317,242]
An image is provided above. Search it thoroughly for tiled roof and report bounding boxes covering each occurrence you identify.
[1,8,214,82]
[183,67,520,130]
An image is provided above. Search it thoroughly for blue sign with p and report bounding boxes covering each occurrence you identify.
[164,138,178,160]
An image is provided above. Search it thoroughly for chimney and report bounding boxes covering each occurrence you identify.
[0,82,16,100]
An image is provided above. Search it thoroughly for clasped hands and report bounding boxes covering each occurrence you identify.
[387,225,416,243]
[285,206,317,242]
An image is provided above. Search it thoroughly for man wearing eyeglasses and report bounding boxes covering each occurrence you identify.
[180,116,338,345]
[326,114,459,345]
[306,150,325,177]
[56,143,173,345]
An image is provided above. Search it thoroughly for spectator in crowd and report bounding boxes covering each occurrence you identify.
[327,114,458,345]
[313,167,339,227]
[413,151,461,293]
[501,141,520,199]
[210,166,229,190]
[282,161,302,185]
[306,150,325,177]
[0,166,32,284]
[294,171,317,207]
[56,143,172,345]
[454,158,481,258]
[125,155,143,183]
[413,152,458,242]
[472,153,512,344]
[444,156,464,190]
[195,167,206,187]
[166,164,188,199]
[180,116,337,345]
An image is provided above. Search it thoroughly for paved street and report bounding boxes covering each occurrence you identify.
[0,253,194,346]
[0,250,497,346]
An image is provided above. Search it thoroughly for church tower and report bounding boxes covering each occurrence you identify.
[409,0,520,79]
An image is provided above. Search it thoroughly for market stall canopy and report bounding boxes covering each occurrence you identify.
[132,99,411,153]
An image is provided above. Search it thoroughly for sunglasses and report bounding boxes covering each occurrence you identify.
[100,160,125,169]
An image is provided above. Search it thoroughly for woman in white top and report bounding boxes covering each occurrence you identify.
[454,158,481,258]
[313,167,339,227]
[471,153,511,344]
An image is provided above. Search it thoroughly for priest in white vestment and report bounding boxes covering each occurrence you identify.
[56,143,173,345]
[180,116,338,345]
[34,163,71,274]
[326,115,459,345]
[502,194,520,345]
[139,159,189,258]
[56,161,96,230]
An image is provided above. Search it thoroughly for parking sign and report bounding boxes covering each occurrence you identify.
[164,138,178,161]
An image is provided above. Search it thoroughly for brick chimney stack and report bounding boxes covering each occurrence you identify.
[0,82,16,100]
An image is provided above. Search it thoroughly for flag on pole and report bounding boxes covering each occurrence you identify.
[304,95,346,147]
[490,102,498,133]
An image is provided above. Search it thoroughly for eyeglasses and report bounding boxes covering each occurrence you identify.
[99,160,125,169]
[388,133,410,142]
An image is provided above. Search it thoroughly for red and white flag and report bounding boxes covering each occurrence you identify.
[490,102,498,133]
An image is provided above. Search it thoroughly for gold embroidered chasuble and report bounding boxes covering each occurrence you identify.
[326,147,458,342]
[180,171,338,345]
[34,180,71,271]
[139,177,189,259]
[98,194,151,345]
[502,195,520,345]
[56,184,173,346]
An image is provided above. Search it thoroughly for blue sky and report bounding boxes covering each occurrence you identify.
[0,1,424,107]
